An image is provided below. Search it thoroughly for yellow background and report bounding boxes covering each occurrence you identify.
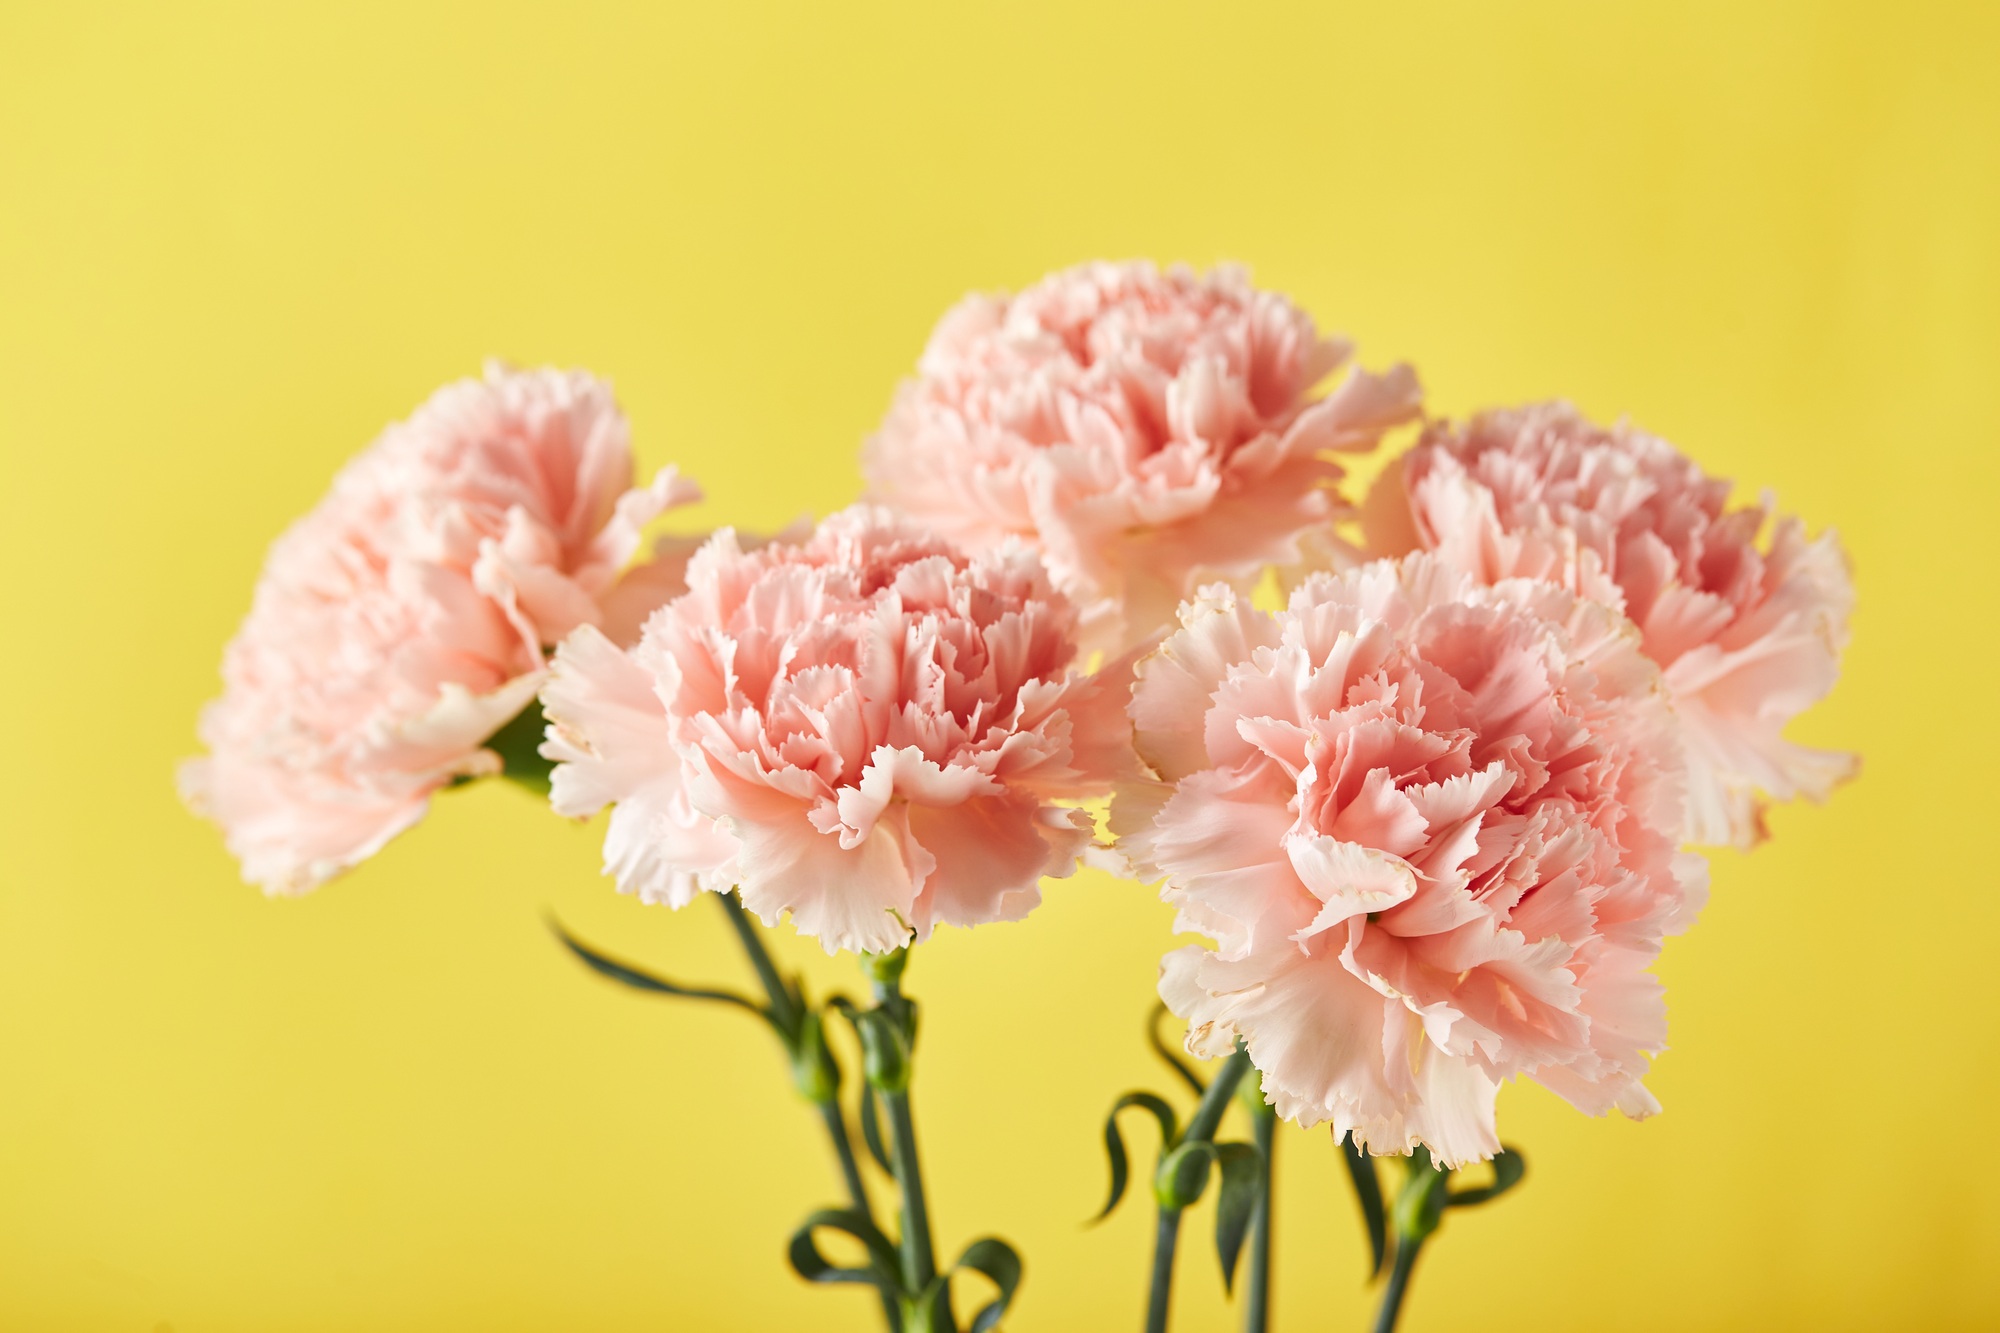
[2,1,1994,1328]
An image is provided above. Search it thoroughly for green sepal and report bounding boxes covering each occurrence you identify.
[1390,1145,1449,1246]
[1212,1141,1263,1293]
[1154,1140,1216,1211]
[954,1236,1024,1333]
[786,1207,903,1292]
[789,1005,841,1104]
[486,700,555,796]
[1094,1092,1179,1222]
[1446,1145,1527,1208]
[859,1081,894,1176]
[830,996,912,1094]
[861,946,910,990]
[1340,1131,1389,1277]
[1147,1002,1207,1097]
[546,918,765,1020]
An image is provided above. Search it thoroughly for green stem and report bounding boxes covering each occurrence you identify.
[1371,1233,1423,1333]
[1375,1149,1448,1333]
[1143,1045,1253,1333]
[870,957,940,1310]
[885,1088,938,1300]
[1242,1105,1275,1333]
[717,891,798,1033]
[818,1099,874,1226]
[1184,1046,1253,1142]
[1143,1207,1180,1333]
[821,1102,906,1333]
[714,894,897,1333]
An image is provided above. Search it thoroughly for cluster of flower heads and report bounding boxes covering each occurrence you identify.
[185,260,1853,1165]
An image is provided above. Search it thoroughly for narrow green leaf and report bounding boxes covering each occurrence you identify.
[1212,1142,1262,1293]
[786,1208,903,1292]
[546,918,765,1018]
[1095,1092,1179,1223]
[1154,1140,1218,1211]
[859,1082,894,1176]
[1098,1117,1129,1224]
[1446,1145,1527,1208]
[1340,1132,1388,1277]
[1147,1002,1207,1097]
[954,1236,1024,1333]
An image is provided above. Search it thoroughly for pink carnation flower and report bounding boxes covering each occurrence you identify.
[1116,557,1700,1167]
[540,506,1133,954]
[1365,402,1856,847]
[182,364,700,894]
[863,261,1422,653]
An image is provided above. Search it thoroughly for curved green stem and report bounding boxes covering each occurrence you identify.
[1371,1233,1423,1333]
[820,1101,904,1333]
[717,891,798,1032]
[714,894,897,1332]
[1143,1045,1253,1333]
[818,1100,873,1228]
[1184,1046,1252,1143]
[1242,1105,1275,1333]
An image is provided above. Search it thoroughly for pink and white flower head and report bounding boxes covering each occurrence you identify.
[1365,402,1855,848]
[1116,557,1700,1167]
[863,261,1423,654]
[181,364,701,895]
[540,505,1133,955]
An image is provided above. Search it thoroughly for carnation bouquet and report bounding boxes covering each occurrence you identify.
[183,261,1852,1332]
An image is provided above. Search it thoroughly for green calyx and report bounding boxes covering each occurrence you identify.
[1390,1146,1449,1245]
[862,946,910,991]
[850,1004,913,1094]
[787,1006,841,1105]
[1387,1143,1530,1247]
[1153,1141,1215,1211]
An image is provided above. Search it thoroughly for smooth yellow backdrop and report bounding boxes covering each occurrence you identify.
[3,2,1995,1329]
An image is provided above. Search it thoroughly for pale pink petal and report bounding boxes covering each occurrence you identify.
[181,364,699,893]
[545,506,1129,953]
[1129,583,1282,780]
[1376,401,1854,848]
[906,798,1090,938]
[865,261,1419,652]
[1129,551,1693,1165]
[1286,837,1419,936]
